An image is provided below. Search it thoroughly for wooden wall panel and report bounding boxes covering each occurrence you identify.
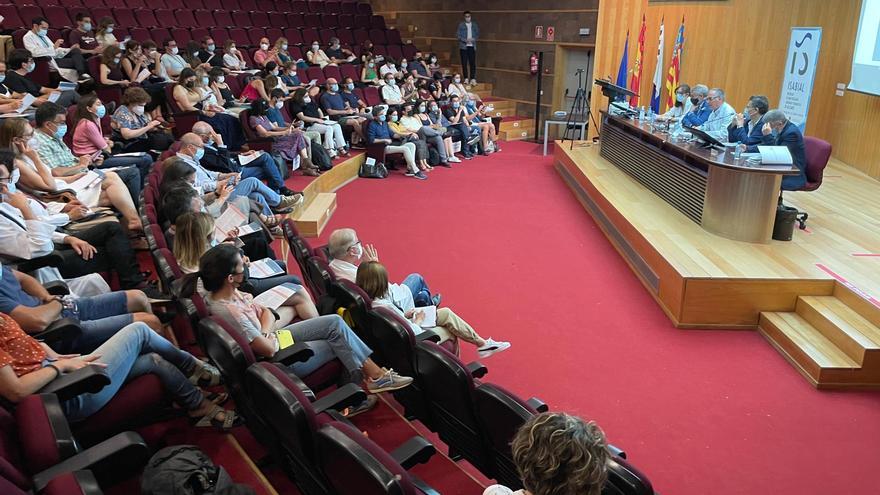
[589,0,878,178]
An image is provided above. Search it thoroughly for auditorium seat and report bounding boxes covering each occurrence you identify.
[356,3,371,15]
[256,0,275,11]
[238,109,274,152]
[44,6,72,30]
[133,9,158,28]
[268,13,287,29]
[190,27,210,42]
[19,6,44,25]
[239,0,258,11]
[0,6,24,32]
[247,27,267,47]
[322,64,341,82]
[605,457,656,495]
[339,63,359,82]
[321,14,339,28]
[283,27,303,45]
[305,65,325,84]
[353,15,371,30]
[341,1,357,15]
[362,86,381,106]
[336,26,354,44]
[386,29,402,46]
[292,0,307,13]
[315,421,439,495]
[318,28,335,44]
[212,9,234,28]
[203,0,222,9]
[387,44,403,61]
[90,7,114,24]
[414,340,493,474]
[228,27,250,48]
[154,9,176,28]
[369,28,387,46]
[164,84,199,137]
[303,256,334,300]
[301,26,319,44]
[177,10,198,29]
[113,8,136,29]
[59,0,83,8]
[324,1,341,15]
[250,11,270,28]
[286,12,304,28]
[210,27,230,45]
[220,0,238,11]
[338,14,354,29]
[402,44,417,60]
[170,28,192,48]
[231,10,253,28]
[788,136,832,230]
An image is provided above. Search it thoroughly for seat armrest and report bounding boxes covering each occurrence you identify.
[527,397,549,413]
[271,342,315,365]
[33,318,82,346]
[311,383,366,414]
[390,436,436,470]
[42,470,103,495]
[42,280,70,296]
[32,431,150,491]
[10,252,65,273]
[410,474,442,495]
[38,366,111,402]
[415,329,441,343]
[466,361,488,379]
[607,443,626,459]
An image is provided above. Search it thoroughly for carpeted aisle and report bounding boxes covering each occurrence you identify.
[307,140,880,495]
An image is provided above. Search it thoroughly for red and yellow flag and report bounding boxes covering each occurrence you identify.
[629,14,647,107]
[664,17,685,111]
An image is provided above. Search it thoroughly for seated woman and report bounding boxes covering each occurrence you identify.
[208,67,240,108]
[254,38,281,67]
[274,38,293,65]
[357,261,509,357]
[71,94,155,181]
[291,88,348,159]
[94,17,117,51]
[0,315,240,429]
[415,101,459,163]
[173,68,246,151]
[240,69,279,103]
[656,83,692,121]
[463,98,501,154]
[97,45,130,90]
[305,40,332,68]
[483,413,609,495]
[361,56,381,86]
[402,101,450,167]
[388,107,431,172]
[426,53,441,73]
[360,40,375,64]
[428,71,446,103]
[399,73,419,103]
[141,40,170,82]
[249,98,319,176]
[0,118,143,233]
[110,87,174,153]
[174,211,299,295]
[184,244,415,398]
[366,107,423,179]
[447,73,474,100]
[120,40,168,120]
[183,41,210,71]
[222,40,247,71]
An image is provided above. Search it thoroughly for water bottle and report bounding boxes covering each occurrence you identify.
[734,145,742,160]
[638,106,645,120]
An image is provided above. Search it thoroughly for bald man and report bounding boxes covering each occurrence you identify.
[175,133,302,216]
[191,122,296,196]
[321,77,367,143]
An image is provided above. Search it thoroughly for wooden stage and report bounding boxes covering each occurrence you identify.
[555,141,880,389]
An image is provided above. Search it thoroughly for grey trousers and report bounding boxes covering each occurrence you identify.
[419,126,448,161]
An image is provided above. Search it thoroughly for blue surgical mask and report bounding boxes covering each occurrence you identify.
[206,138,214,147]
[418,105,426,113]
[202,77,210,85]
[281,44,288,51]
[452,102,460,109]
[54,123,68,139]
[386,79,395,86]
[95,105,106,118]
[390,115,398,122]
[82,23,92,32]
[38,28,48,37]
[4,169,20,194]
[676,93,686,103]
[207,44,215,51]
[106,27,114,34]
[26,62,36,73]
[430,106,438,113]
[346,82,354,90]
[194,147,205,161]
[0,75,5,84]
[379,114,386,121]
[330,84,339,92]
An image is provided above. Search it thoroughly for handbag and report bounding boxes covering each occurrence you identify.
[358,156,388,179]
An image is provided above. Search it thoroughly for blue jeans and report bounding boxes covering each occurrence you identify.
[230,177,281,216]
[61,322,201,422]
[241,152,284,191]
[101,153,154,186]
[60,291,133,354]
[401,273,433,307]
[285,314,372,373]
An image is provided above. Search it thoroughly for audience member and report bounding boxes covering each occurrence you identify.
[98,45,130,89]
[279,62,304,89]
[290,88,349,158]
[141,40,170,82]
[381,73,405,106]
[306,40,332,68]
[161,39,188,79]
[410,51,431,80]
[388,106,431,172]
[321,78,367,145]
[328,228,438,306]
[464,98,501,154]
[240,69,278,102]
[444,94,479,158]
[111,87,174,153]
[254,38,281,67]
[483,413,610,495]
[248,99,319,176]
[447,73,473,101]
[357,262,509,357]
[365,107,422,179]
[399,73,419,102]
[67,14,101,56]
[4,49,78,108]
[208,68,238,108]
[23,17,88,80]
[173,68,246,150]
[198,37,224,69]
[361,56,381,86]
[94,17,118,50]
[222,40,247,70]
[456,11,479,85]
[415,102,459,163]
[0,61,26,114]
[274,38,293,65]
[121,40,168,118]
[326,37,356,65]
[403,101,450,166]
[379,58,400,79]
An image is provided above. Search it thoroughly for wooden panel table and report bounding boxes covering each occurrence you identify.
[599,112,797,243]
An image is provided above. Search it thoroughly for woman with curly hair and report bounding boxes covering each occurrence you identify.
[484,412,610,495]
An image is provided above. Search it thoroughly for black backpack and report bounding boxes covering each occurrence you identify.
[141,445,255,495]
[310,141,333,171]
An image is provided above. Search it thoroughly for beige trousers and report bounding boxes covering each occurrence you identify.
[428,307,484,346]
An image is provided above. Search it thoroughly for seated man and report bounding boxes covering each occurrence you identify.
[381,73,405,106]
[176,133,301,217]
[0,152,158,297]
[365,107,424,179]
[410,51,432,81]
[327,227,439,308]
[198,36,225,69]
[340,78,368,114]
[4,49,78,108]
[22,17,89,81]
[729,95,769,146]
[681,84,711,128]
[0,265,161,354]
[192,122,297,196]
[743,109,807,191]
[321,78,368,145]
[695,87,735,142]
[67,14,102,57]
[325,37,356,65]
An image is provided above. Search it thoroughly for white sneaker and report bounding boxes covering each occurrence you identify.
[470,79,477,86]
[448,156,461,163]
[477,338,511,358]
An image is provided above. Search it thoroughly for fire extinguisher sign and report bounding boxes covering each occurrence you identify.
[534,26,543,39]
[546,26,555,42]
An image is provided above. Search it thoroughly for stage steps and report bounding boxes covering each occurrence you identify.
[499,116,535,141]
[758,295,880,388]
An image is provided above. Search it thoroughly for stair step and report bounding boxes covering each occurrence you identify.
[499,117,535,132]
[291,192,337,237]
[759,312,861,386]
[797,296,880,362]
[500,128,534,141]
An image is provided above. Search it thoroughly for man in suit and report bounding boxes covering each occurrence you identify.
[744,109,807,190]
[681,84,711,127]
[729,95,769,146]
[190,122,297,197]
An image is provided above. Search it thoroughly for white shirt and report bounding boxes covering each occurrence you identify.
[660,99,693,119]
[23,30,63,59]
[177,152,219,192]
[328,258,415,311]
[381,84,404,104]
[161,53,188,77]
[379,64,398,77]
[465,22,473,46]
[0,202,62,260]
[697,101,736,142]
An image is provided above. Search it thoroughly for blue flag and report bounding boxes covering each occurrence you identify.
[615,32,629,101]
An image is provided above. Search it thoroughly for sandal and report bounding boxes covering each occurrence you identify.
[192,405,243,431]
[189,360,222,387]
[206,391,229,406]
[268,225,283,237]
[259,213,284,228]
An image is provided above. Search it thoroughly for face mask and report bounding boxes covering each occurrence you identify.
[0,75,6,84]
[311,45,319,51]
[206,138,214,146]
[401,63,407,69]
[26,62,36,73]
[217,76,225,83]
[132,105,145,115]
[260,43,269,50]
[351,243,363,258]
[145,50,155,57]
[368,62,375,68]
[676,93,686,103]
[106,27,114,33]
[95,104,106,118]
[27,137,38,149]
[184,79,195,88]
[201,76,210,85]
[54,123,67,139]
[113,57,121,65]
[379,114,386,121]
[209,237,219,248]
[346,82,354,90]
[690,96,700,105]
[281,44,288,51]
[207,44,215,51]
[170,47,179,55]
[330,83,338,92]
[38,28,48,37]
[390,115,399,122]
[192,50,200,57]
[386,80,395,86]
[454,78,461,83]
[5,169,20,194]
[82,23,92,31]
[274,101,284,109]
[418,105,426,113]
[431,57,437,63]
[331,44,340,49]
[430,106,438,113]
[229,46,236,52]
[303,96,311,103]
[193,147,205,161]
[271,69,279,76]
[452,102,460,109]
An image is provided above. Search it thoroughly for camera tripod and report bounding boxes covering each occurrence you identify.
[561,68,600,149]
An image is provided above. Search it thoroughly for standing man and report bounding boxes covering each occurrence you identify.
[456,11,479,86]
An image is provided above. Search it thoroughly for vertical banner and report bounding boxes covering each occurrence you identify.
[779,27,822,131]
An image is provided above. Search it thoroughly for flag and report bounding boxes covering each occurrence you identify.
[664,17,685,111]
[650,19,665,114]
[615,30,629,95]
[630,14,647,107]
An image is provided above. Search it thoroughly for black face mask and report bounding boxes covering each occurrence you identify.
[690,97,700,105]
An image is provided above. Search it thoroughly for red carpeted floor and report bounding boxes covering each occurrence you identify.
[303,140,880,495]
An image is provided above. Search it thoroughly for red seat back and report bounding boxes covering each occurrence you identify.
[802,136,831,191]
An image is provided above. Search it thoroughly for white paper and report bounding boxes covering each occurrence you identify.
[238,150,264,166]
[364,157,376,166]
[254,283,303,310]
[414,305,437,328]
[46,92,60,103]
[757,146,793,165]
[248,258,284,279]
[67,171,103,194]
[213,204,247,240]
[57,81,77,91]
[112,152,147,157]
[236,221,261,236]
[17,94,36,113]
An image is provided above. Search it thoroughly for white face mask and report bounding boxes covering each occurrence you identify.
[132,105,145,115]
[217,76,225,83]
[350,243,363,259]
[170,46,179,55]
[274,101,283,109]
[303,96,311,103]
[27,137,38,149]
[260,43,269,50]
